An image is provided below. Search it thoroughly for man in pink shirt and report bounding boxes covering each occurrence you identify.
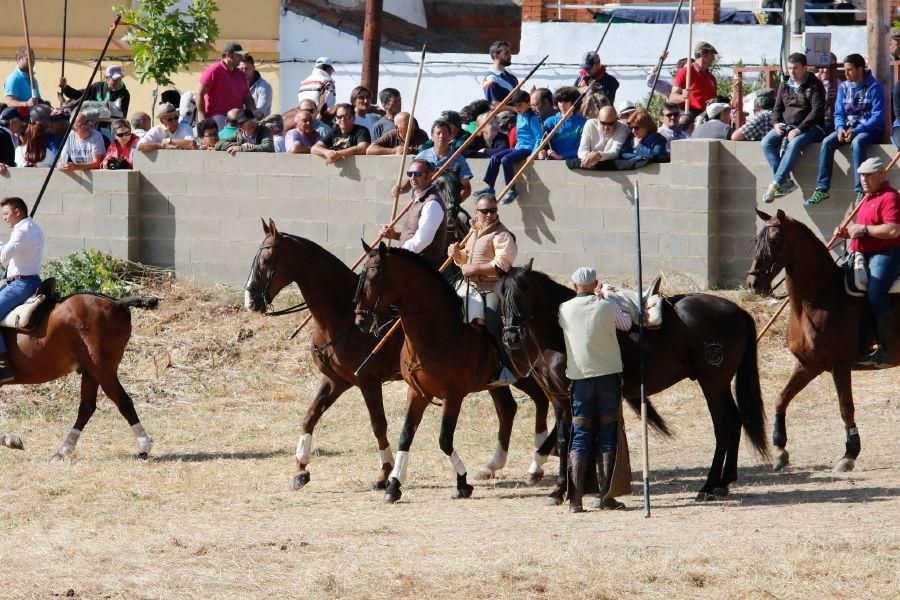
[196,42,257,130]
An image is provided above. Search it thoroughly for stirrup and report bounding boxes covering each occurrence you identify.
[857,347,890,368]
[487,366,516,388]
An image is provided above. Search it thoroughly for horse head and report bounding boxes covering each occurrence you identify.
[499,259,535,351]
[747,209,788,296]
[244,218,293,313]
[354,240,394,335]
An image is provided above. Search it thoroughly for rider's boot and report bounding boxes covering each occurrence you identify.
[859,312,893,367]
[0,353,16,384]
[568,451,589,513]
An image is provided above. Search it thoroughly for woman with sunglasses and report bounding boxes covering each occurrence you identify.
[617,108,669,168]
[102,119,140,169]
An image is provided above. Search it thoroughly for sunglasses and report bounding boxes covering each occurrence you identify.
[477,207,498,215]
[115,131,131,137]
[663,112,679,118]
[335,114,352,120]
[406,170,424,177]
[599,120,617,126]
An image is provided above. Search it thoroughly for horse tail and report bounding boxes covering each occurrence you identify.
[623,395,672,438]
[118,296,159,310]
[735,309,770,461]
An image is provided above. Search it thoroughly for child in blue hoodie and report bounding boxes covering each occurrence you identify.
[476,90,542,204]
[806,53,885,206]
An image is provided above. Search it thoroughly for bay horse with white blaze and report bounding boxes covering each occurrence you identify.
[747,209,899,472]
[500,264,770,500]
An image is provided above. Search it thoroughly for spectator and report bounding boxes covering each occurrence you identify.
[530,88,555,121]
[297,57,336,111]
[475,90,541,204]
[579,88,613,120]
[349,86,378,136]
[58,113,104,171]
[311,102,371,164]
[102,119,139,169]
[298,98,332,138]
[366,112,428,156]
[196,118,220,150]
[616,101,636,123]
[14,122,52,167]
[219,108,241,141]
[130,112,150,139]
[286,109,321,154]
[460,99,490,134]
[372,88,402,139]
[1,107,24,147]
[482,41,518,105]
[541,86,586,161]
[196,42,256,130]
[261,114,285,152]
[669,42,718,122]
[692,102,734,140]
[645,52,688,99]
[137,102,197,152]
[411,119,473,200]
[215,109,274,154]
[239,54,272,118]
[179,90,198,128]
[0,122,12,174]
[60,65,130,119]
[620,108,668,165]
[47,109,69,155]
[420,110,473,156]
[469,113,510,158]
[806,54,884,206]
[761,52,826,203]
[658,101,688,153]
[731,89,776,141]
[575,51,619,103]
[892,29,900,147]
[569,105,629,171]
[4,46,39,108]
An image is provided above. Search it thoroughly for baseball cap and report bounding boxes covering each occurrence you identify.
[30,104,51,124]
[157,102,178,117]
[695,41,718,55]
[223,42,246,55]
[706,102,731,119]
[235,109,256,124]
[579,51,600,71]
[571,267,597,286]
[105,65,124,80]
[1,107,22,122]
[315,56,332,68]
[857,157,885,174]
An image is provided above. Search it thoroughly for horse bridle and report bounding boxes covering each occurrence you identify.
[246,241,277,309]
[746,221,781,282]
[353,257,389,334]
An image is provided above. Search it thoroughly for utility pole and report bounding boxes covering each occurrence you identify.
[362,0,383,93]
[867,0,891,142]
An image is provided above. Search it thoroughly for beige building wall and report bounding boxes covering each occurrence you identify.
[0,0,281,117]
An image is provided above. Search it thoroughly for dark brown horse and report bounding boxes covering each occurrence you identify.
[0,290,158,459]
[500,264,770,500]
[747,209,899,472]
[245,221,555,491]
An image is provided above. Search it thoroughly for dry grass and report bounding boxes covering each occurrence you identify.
[0,280,897,599]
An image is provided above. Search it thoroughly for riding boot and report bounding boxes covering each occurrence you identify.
[859,313,893,367]
[591,451,625,510]
[0,352,15,384]
[568,451,589,513]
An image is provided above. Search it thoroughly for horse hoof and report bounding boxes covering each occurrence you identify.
[545,495,563,506]
[453,484,474,500]
[473,468,495,481]
[711,486,730,497]
[292,471,311,490]
[371,478,388,490]
[383,479,402,504]
[137,452,149,461]
[527,470,544,485]
[695,490,723,502]
[834,458,855,473]
[6,435,23,450]
[773,448,789,472]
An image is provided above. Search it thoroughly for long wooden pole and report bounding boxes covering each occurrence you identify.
[756,150,900,342]
[388,45,426,248]
[19,0,37,100]
[645,0,684,106]
[684,0,694,114]
[59,0,68,104]
[634,180,651,519]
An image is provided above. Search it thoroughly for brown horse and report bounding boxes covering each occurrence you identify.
[747,209,899,472]
[0,289,158,459]
[245,221,555,491]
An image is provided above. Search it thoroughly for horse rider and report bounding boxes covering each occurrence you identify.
[558,267,632,513]
[0,196,44,383]
[379,159,448,269]
[833,157,900,367]
[448,193,517,385]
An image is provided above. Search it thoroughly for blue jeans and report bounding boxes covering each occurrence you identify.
[816,130,877,193]
[571,374,621,454]
[482,147,531,188]
[866,247,900,316]
[760,126,825,185]
[0,277,41,353]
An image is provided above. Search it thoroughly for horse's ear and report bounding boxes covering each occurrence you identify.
[268,218,279,237]
[361,238,373,253]
[775,209,786,222]
[755,209,771,222]
[261,218,270,235]
[524,258,534,272]
[377,241,387,255]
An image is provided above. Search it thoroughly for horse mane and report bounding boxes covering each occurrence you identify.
[431,171,462,209]
[780,214,840,274]
[384,246,462,312]
[279,232,357,281]
[502,266,574,310]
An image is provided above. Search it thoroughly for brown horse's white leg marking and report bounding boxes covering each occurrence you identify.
[296,432,313,464]
[389,450,410,483]
[378,445,394,470]
[131,423,153,456]
[528,430,550,479]
[475,442,508,480]
[448,450,467,476]
[54,428,82,458]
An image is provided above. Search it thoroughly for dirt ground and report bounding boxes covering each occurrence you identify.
[0,281,897,599]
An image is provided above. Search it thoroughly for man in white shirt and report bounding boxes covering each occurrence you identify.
[58,113,105,172]
[570,105,630,171]
[558,267,632,513]
[0,196,44,382]
[137,103,197,152]
[297,57,336,111]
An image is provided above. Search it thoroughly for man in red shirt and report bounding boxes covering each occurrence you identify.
[669,42,718,123]
[196,42,257,130]
[834,157,900,367]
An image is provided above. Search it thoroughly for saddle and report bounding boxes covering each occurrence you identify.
[601,275,664,330]
[0,278,59,331]
[843,253,900,297]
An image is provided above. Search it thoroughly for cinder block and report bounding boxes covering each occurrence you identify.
[32,191,64,216]
[7,166,51,190]
[201,151,229,173]
[135,150,168,171]
[179,217,220,240]
[257,174,298,199]
[219,174,258,198]
[142,172,186,195]
[92,194,111,215]
[109,193,138,216]
[188,239,226,263]
[92,170,132,192]
[63,192,95,213]
[269,153,311,177]
[140,193,171,216]
[40,213,80,236]
[601,208,635,233]
[225,240,260,266]
[44,236,86,259]
[168,195,238,218]
[81,214,132,238]
[278,219,327,242]
[165,151,205,173]
[327,176,365,201]
[141,215,176,239]
[185,174,223,198]
[658,232,690,259]
[222,218,268,242]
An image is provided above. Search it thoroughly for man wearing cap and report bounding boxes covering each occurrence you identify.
[616,101,636,124]
[3,46,39,108]
[46,109,70,156]
[239,54,272,118]
[60,65,130,119]
[260,114,285,152]
[298,57,336,111]
[731,89,776,142]
[137,103,197,152]
[215,109,274,154]
[691,102,734,140]
[58,113,105,172]
[558,267,633,513]
[0,108,24,148]
[669,42,719,122]
[196,42,256,130]
[482,41,518,106]
[575,51,619,103]
[833,157,900,368]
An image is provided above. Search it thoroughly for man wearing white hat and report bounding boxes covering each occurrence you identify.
[691,102,733,140]
[298,57,336,111]
[558,267,632,512]
[60,64,130,119]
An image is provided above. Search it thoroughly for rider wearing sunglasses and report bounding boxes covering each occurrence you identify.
[378,159,448,269]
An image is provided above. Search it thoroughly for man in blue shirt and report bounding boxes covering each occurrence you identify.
[3,46,40,108]
[482,41,518,106]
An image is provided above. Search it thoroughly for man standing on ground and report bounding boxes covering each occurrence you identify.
[4,46,39,108]
[240,54,272,118]
[196,42,256,130]
[373,88,401,139]
[669,42,718,123]
[482,41,518,106]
